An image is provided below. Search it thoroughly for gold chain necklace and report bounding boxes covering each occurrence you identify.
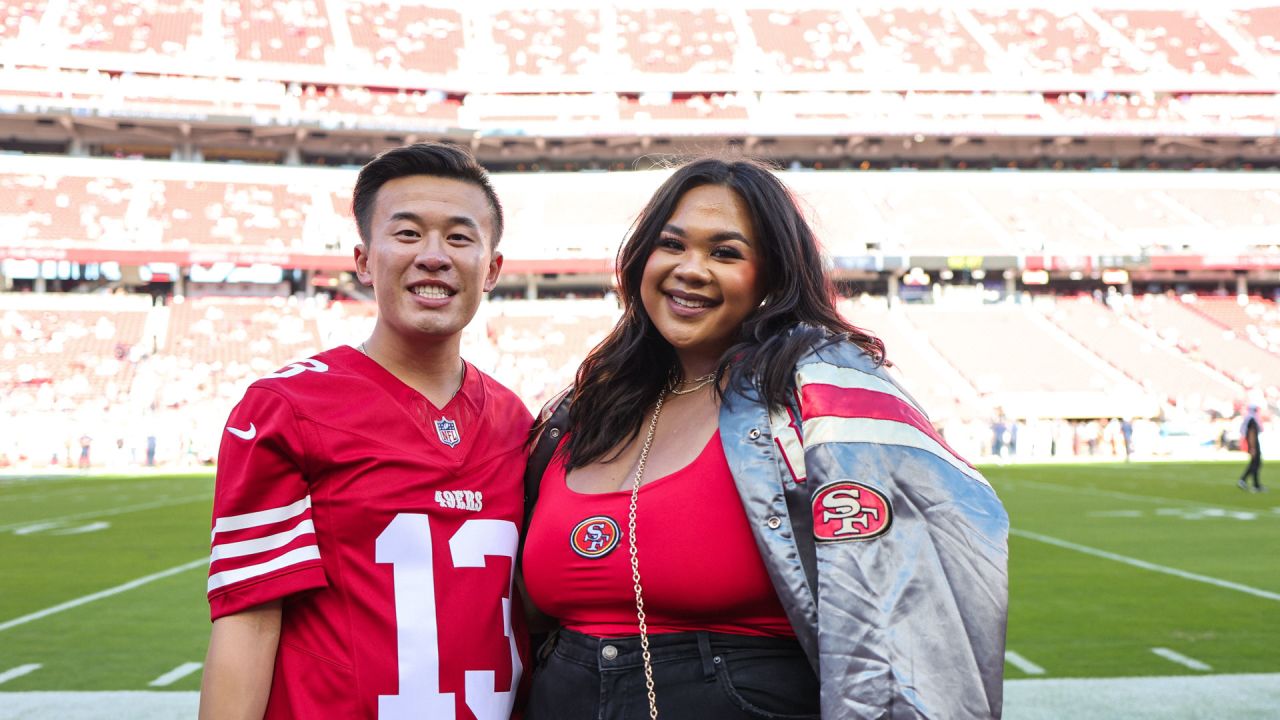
[628,389,667,720]
[668,371,716,396]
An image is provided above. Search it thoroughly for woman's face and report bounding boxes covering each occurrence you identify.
[640,184,767,372]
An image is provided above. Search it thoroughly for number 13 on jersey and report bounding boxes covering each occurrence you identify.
[377,514,522,720]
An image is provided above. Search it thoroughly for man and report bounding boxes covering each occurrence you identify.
[1239,404,1264,492]
[199,143,531,719]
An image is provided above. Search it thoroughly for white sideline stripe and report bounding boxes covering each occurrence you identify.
[1005,651,1046,675]
[1151,648,1212,671]
[211,496,311,538]
[148,663,203,687]
[805,416,989,487]
[207,546,321,592]
[0,558,207,633]
[10,675,1280,719]
[1012,528,1280,602]
[797,361,925,415]
[0,664,41,684]
[210,519,315,562]
[0,494,212,533]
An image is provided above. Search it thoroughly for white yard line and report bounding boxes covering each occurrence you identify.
[1010,529,1280,602]
[1010,479,1268,515]
[148,663,203,688]
[0,665,41,685]
[0,558,207,633]
[0,494,211,533]
[1005,651,1046,675]
[1151,648,1212,672]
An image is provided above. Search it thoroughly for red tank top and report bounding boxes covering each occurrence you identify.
[522,430,796,638]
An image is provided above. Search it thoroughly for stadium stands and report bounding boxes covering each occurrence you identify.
[747,9,869,74]
[1041,295,1244,411]
[1227,6,1280,62]
[492,8,602,76]
[223,0,333,65]
[2,154,1278,266]
[59,0,203,56]
[1128,294,1280,400]
[1097,9,1248,75]
[616,8,737,74]
[0,293,150,410]
[1184,295,1280,353]
[347,2,462,74]
[902,302,1154,418]
[1,1,1277,471]
[971,8,1130,75]
[859,8,990,75]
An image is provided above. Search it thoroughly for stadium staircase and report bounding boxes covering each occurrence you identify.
[1129,295,1280,393]
[1039,296,1244,412]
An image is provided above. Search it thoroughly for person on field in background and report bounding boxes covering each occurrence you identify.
[199,143,530,719]
[1238,404,1264,492]
[521,157,1009,719]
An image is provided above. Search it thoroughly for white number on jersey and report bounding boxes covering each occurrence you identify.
[375,514,521,720]
[263,359,329,380]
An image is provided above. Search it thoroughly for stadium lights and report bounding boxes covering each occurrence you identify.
[1022,270,1049,286]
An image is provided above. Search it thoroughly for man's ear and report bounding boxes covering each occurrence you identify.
[483,251,504,292]
[354,242,372,286]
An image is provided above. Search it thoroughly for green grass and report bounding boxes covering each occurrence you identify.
[990,461,1279,678]
[0,473,213,691]
[0,463,1276,690]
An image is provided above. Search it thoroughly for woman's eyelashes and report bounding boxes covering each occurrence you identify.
[657,236,745,260]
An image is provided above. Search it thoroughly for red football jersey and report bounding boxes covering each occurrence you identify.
[207,346,532,720]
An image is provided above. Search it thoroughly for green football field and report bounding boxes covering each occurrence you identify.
[0,462,1277,714]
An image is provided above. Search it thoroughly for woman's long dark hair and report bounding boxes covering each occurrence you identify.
[560,157,884,470]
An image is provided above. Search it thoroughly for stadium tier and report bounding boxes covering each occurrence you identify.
[2,153,1279,276]
[6,2,1279,86]
[0,2,1279,151]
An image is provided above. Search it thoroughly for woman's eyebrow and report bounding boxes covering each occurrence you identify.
[662,223,751,245]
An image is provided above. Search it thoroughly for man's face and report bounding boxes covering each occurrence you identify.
[354,175,502,347]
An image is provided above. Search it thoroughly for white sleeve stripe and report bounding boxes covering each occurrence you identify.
[210,519,316,563]
[796,362,925,416]
[207,545,322,593]
[803,416,990,488]
[769,406,807,482]
[211,496,311,539]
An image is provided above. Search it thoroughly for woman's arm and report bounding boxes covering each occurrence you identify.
[198,600,283,720]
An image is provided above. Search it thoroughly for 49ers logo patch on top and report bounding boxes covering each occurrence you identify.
[570,515,621,559]
[812,481,892,542]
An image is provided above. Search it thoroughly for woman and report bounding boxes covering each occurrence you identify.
[521,158,1009,719]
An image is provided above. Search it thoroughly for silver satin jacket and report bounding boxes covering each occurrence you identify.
[717,338,1009,719]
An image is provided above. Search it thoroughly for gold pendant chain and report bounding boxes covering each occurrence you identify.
[668,370,716,395]
[629,389,667,720]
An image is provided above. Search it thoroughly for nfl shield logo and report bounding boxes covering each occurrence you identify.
[434,417,461,448]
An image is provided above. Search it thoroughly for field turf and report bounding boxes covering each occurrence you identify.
[0,462,1276,697]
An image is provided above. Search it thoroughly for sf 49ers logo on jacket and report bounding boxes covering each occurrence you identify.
[812,481,892,542]
[570,516,620,558]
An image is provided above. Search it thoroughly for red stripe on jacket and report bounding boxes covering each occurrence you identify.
[799,383,974,469]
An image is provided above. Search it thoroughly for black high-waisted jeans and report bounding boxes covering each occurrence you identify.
[526,628,820,720]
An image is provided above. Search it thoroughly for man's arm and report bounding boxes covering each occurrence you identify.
[198,600,283,720]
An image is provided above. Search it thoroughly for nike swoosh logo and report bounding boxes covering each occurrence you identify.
[227,423,257,440]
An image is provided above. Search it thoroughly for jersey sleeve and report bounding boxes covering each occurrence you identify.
[207,386,328,620]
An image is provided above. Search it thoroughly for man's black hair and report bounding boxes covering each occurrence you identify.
[352,142,504,246]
